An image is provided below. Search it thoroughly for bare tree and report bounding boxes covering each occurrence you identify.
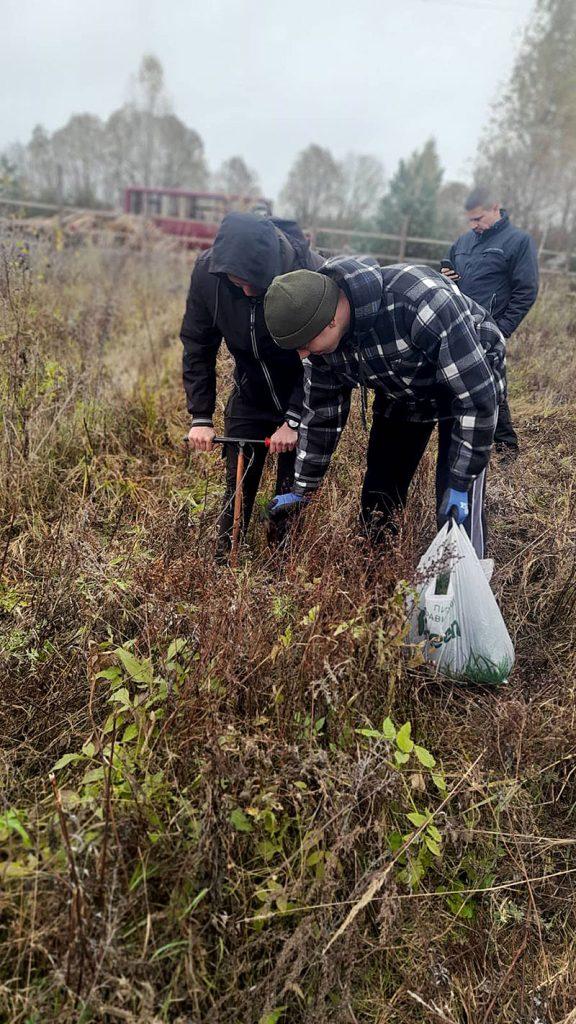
[280,144,343,228]
[131,54,170,189]
[102,105,208,204]
[134,54,167,117]
[154,115,208,191]
[51,114,105,206]
[21,125,59,201]
[437,180,469,239]
[213,156,261,197]
[475,0,576,242]
[5,55,209,208]
[336,153,385,226]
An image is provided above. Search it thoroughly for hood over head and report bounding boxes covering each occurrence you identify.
[210,213,286,291]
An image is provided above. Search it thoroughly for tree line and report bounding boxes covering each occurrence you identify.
[282,0,575,251]
[0,51,469,244]
[1,0,574,253]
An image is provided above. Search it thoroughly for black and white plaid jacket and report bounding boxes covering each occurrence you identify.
[294,257,506,495]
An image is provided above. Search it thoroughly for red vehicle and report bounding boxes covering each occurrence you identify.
[124,187,273,249]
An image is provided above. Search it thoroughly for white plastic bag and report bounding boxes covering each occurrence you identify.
[407,522,514,685]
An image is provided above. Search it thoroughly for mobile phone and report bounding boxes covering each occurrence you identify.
[440,259,456,272]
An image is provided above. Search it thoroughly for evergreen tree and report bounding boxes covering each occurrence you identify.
[377,138,443,240]
[0,154,21,197]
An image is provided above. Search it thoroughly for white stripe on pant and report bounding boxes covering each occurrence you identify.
[468,467,487,559]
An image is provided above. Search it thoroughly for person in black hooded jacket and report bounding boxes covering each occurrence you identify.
[181,212,323,556]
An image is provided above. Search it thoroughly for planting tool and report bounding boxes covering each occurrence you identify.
[183,434,272,566]
[182,435,271,448]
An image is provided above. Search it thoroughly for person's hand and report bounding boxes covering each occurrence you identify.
[268,492,309,520]
[440,267,460,282]
[187,425,215,452]
[439,487,469,525]
[268,422,298,454]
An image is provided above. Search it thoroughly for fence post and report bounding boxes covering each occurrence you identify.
[398,216,409,262]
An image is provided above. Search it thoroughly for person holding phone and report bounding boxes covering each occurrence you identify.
[441,186,539,458]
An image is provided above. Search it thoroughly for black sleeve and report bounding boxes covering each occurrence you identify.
[497,235,539,338]
[179,261,222,422]
[285,371,304,427]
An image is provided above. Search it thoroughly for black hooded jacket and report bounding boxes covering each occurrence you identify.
[180,214,323,426]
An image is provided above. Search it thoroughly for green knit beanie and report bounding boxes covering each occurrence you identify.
[264,270,340,350]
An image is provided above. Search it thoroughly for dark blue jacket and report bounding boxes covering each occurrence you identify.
[448,211,539,338]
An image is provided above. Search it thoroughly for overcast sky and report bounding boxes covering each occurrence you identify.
[2,0,534,200]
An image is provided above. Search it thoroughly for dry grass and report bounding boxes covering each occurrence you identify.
[1,238,576,1024]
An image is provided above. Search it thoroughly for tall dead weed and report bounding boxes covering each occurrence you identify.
[1,247,576,1023]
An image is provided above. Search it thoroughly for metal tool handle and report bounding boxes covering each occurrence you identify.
[182,435,270,447]
[213,435,271,447]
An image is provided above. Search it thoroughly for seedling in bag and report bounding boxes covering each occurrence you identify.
[408,520,514,685]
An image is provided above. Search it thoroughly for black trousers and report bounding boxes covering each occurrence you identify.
[360,400,488,558]
[217,389,296,552]
[493,397,519,449]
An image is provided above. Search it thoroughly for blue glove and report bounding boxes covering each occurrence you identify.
[439,487,469,525]
[268,492,308,517]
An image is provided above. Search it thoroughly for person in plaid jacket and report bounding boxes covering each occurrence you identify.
[263,257,506,557]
